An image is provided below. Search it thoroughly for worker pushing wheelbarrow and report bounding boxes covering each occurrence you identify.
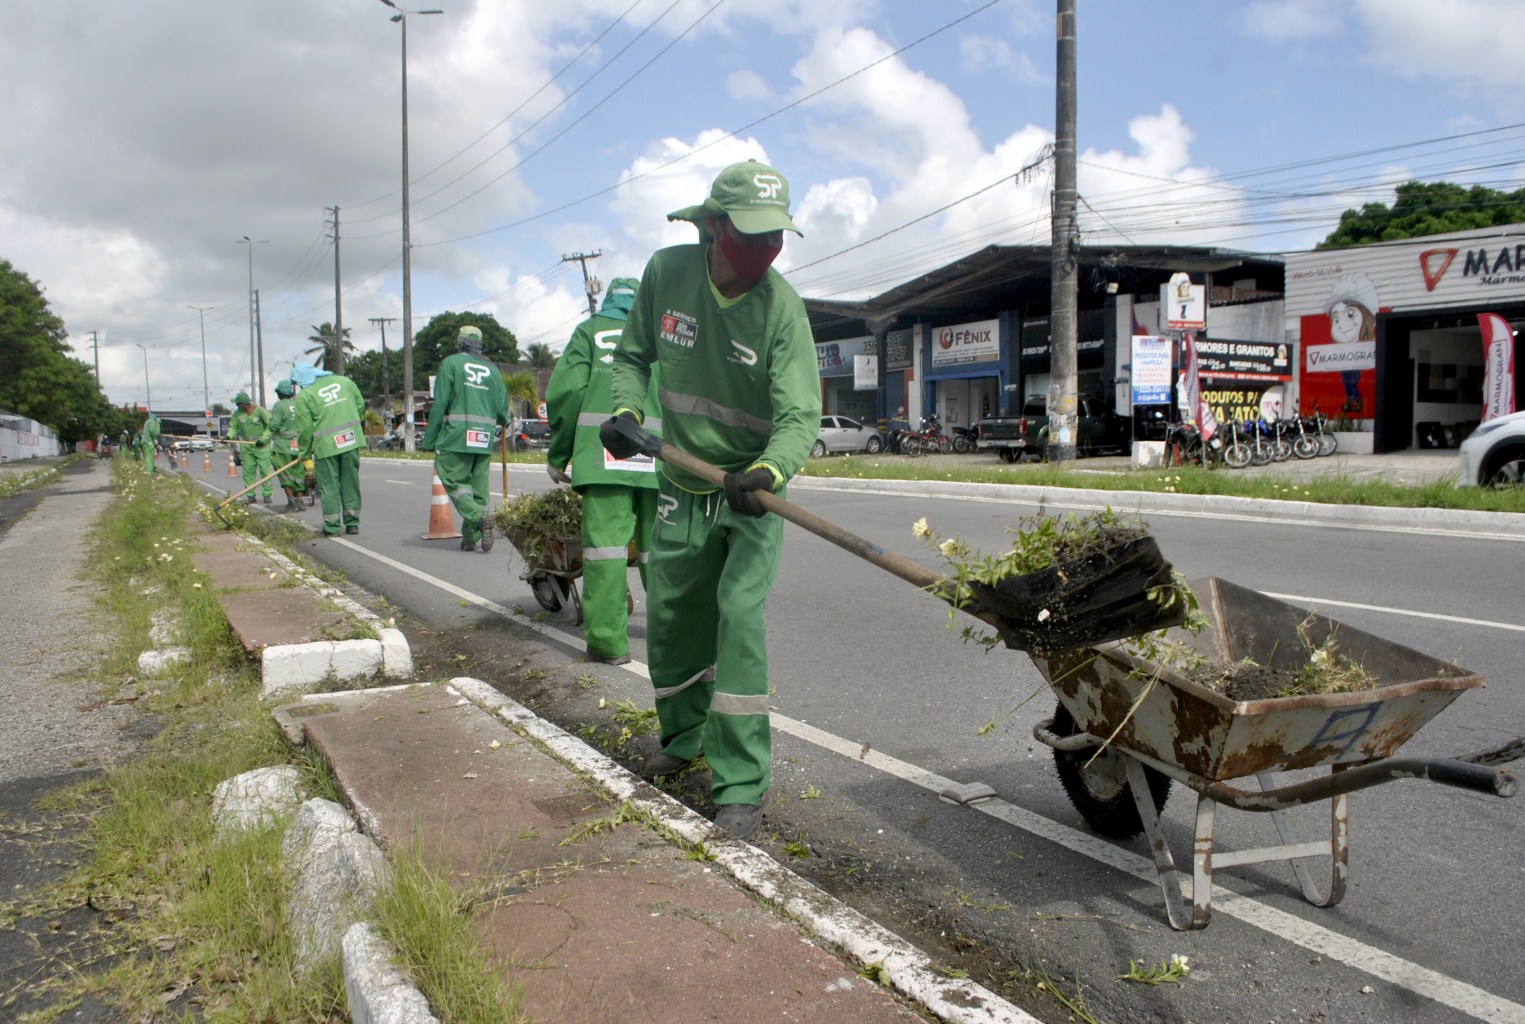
[491,488,638,626]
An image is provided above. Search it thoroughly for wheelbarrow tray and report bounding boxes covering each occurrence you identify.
[1030,577,1483,781]
[501,525,583,577]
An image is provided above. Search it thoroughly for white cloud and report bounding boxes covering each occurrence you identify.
[957,35,1044,84]
[1241,0,1345,40]
[725,69,772,102]
[1352,0,1525,104]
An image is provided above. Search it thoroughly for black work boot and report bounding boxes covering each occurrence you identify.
[713,790,770,840]
[479,518,495,552]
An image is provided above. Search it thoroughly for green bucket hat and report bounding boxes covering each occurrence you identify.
[274,379,294,397]
[668,159,802,237]
[234,392,251,406]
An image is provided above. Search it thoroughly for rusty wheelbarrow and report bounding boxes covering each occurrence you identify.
[1030,577,1521,930]
[502,525,587,624]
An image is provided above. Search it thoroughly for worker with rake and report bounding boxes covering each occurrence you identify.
[603,159,820,839]
[229,394,273,503]
[269,379,308,513]
[293,364,366,536]
[421,325,511,552]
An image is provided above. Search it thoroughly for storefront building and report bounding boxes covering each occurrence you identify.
[805,244,1284,443]
[1284,224,1525,452]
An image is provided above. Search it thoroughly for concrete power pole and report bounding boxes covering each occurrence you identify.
[562,251,603,317]
[328,206,345,375]
[255,289,268,407]
[1048,0,1079,465]
[89,330,100,380]
[369,316,397,417]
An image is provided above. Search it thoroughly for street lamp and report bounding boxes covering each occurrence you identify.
[380,0,443,452]
[187,305,213,434]
[134,343,153,410]
[237,236,268,404]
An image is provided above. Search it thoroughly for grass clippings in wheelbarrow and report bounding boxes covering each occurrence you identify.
[491,488,581,563]
[1172,618,1380,701]
[917,507,1194,652]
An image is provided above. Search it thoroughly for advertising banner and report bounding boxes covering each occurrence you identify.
[1130,335,1172,405]
[853,354,878,391]
[1193,338,1294,382]
[1178,332,1218,439]
[931,318,999,367]
[1478,312,1517,422]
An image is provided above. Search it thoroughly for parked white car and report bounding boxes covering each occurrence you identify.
[812,415,885,457]
[1457,409,1525,487]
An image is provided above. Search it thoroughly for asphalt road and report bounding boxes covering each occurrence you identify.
[183,452,1524,1024]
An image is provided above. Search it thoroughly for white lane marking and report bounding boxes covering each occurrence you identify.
[1265,593,1525,635]
[384,479,412,485]
[334,542,1524,1023]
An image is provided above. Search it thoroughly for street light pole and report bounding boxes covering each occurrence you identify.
[135,343,152,410]
[380,0,442,453]
[237,236,267,399]
[187,305,213,433]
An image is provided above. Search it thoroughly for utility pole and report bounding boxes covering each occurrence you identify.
[562,250,603,316]
[88,331,100,380]
[1048,0,1079,465]
[238,236,268,399]
[369,316,397,418]
[187,305,213,430]
[254,289,268,406]
[327,205,346,375]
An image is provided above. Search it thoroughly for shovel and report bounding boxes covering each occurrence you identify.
[211,457,302,527]
[617,423,1185,652]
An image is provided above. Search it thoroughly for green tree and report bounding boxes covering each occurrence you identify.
[412,312,519,382]
[0,258,119,443]
[1318,181,1525,249]
[522,342,557,370]
[502,370,540,420]
[303,322,355,370]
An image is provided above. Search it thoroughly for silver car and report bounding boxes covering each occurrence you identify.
[1458,409,1525,487]
[812,415,885,457]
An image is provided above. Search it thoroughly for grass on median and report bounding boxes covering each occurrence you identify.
[798,452,1525,514]
[2,457,523,1023]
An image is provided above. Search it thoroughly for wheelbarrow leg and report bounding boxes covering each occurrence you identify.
[1126,758,1215,930]
[1258,767,1349,908]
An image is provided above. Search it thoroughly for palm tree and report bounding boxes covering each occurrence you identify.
[304,322,356,370]
[502,370,540,420]
[523,342,557,370]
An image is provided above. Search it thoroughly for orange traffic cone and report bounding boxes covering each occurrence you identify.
[227,451,237,477]
[203,450,211,473]
[420,468,462,540]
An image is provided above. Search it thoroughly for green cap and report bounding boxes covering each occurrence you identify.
[668,159,801,237]
[234,392,251,406]
[274,379,293,397]
[458,325,482,341]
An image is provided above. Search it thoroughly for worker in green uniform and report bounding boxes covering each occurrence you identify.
[546,278,661,665]
[138,412,161,474]
[603,159,821,839]
[269,379,306,512]
[229,392,274,504]
[293,364,366,536]
[421,326,511,551]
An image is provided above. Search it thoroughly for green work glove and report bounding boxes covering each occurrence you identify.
[723,466,775,518]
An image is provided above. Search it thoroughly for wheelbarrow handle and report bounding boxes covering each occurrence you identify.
[618,421,1010,632]
[1196,756,1517,810]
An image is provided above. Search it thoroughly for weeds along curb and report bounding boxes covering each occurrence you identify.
[440,676,1045,1024]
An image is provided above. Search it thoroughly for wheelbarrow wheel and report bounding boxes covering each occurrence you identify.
[1051,703,1171,839]
[528,571,572,613]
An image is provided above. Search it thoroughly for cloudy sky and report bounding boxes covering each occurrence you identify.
[5,0,1525,412]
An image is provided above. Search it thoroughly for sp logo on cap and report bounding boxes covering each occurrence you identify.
[753,173,783,200]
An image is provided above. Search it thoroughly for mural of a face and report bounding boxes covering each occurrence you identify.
[1329,300,1366,344]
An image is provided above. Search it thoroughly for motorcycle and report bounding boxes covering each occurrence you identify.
[950,422,978,454]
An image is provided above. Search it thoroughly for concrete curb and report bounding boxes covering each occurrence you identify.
[444,676,1044,1024]
[210,529,415,696]
[792,475,1525,539]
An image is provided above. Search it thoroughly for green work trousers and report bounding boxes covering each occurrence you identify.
[137,441,155,473]
[579,484,657,661]
[647,481,784,807]
[274,439,306,490]
[315,450,361,534]
[434,451,491,544]
[241,444,273,497]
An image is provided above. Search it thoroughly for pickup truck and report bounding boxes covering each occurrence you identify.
[979,397,1131,462]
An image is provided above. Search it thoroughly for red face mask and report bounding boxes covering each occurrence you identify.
[719,230,782,283]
